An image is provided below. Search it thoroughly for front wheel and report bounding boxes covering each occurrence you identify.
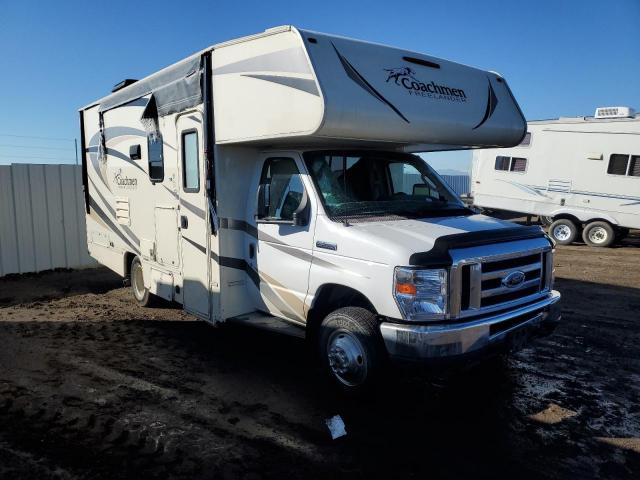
[549,219,578,245]
[582,221,615,247]
[319,307,384,393]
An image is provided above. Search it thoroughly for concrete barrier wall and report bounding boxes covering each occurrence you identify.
[0,164,96,277]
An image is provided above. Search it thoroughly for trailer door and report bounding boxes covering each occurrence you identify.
[177,113,210,319]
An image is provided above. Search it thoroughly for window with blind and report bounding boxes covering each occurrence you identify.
[607,154,640,177]
[495,156,527,173]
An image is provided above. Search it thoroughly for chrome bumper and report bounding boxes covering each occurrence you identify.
[380,291,561,361]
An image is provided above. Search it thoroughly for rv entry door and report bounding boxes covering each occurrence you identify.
[177,113,210,319]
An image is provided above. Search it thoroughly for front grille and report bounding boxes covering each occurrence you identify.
[452,245,552,318]
[479,252,544,307]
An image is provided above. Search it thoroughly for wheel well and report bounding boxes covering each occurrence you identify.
[123,252,136,277]
[552,215,617,228]
[306,284,377,342]
[551,214,582,226]
[584,218,617,227]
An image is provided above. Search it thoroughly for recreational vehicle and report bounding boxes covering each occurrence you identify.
[79,26,560,391]
[472,108,640,247]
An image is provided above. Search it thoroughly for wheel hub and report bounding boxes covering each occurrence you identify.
[327,332,367,387]
[553,224,571,241]
[589,227,607,244]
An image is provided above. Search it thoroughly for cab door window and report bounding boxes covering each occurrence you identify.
[259,157,304,221]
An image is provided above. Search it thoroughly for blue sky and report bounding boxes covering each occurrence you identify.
[0,0,638,171]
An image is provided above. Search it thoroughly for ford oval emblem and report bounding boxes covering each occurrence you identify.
[502,271,526,289]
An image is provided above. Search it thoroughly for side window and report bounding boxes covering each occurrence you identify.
[629,155,640,177]
[607,154,629,176]
[260,157,304,221]
[519,132,532,146]
[148,133,164,182]
[181,130,199,191]
[510,157,527,172]
[495,156,510,171]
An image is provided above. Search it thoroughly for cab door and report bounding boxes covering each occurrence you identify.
[177,113,210,319]
[252,153,316,324]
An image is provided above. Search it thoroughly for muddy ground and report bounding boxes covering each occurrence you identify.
[1,231,639,479]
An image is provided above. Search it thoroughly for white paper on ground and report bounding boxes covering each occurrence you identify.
[325,415,347,440]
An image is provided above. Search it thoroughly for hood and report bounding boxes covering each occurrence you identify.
[321,214,530,266]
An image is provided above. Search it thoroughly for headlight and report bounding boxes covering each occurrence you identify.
[393,267,448,321]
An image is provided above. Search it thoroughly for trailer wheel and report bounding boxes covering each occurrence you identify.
[582,221,615,248]
[319,307,384,393]
[130,257,155,307]
[549,219,578,245]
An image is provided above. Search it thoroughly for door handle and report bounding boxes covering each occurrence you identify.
[180,215,188,229]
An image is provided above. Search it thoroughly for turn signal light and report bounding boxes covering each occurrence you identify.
[395,283,417,295]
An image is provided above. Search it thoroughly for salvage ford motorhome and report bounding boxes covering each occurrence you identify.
[79,26,560,391]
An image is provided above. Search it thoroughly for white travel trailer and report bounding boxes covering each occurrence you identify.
[80,26,560,391]
[472,107,640,247]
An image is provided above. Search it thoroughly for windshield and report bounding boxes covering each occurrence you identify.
[304,151,467,220]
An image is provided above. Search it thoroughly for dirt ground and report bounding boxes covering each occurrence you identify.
[1,231,639,479]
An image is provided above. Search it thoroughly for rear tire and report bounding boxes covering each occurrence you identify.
[549,219,578,245]
[582,221,615,247]
[130,256,156,307]
[319,307,384,394]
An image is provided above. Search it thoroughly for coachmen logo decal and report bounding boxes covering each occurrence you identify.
[385,66,468,103]
[113,168,138,190]
[502,271,526,289]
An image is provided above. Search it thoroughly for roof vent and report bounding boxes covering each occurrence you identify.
[594,106,635,119]
[111,79,138,93]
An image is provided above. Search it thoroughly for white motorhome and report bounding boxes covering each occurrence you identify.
[472,107,640,247]
[79,26,560,391]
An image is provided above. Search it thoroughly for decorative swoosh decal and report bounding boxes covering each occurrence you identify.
[473,78,498,130]
[496,179,549,198]
[332,43,410,123]
[241,74,319,96]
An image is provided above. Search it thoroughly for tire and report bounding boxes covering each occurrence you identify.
[582,221,615,247]
[549,219,578,245]
[539,216,553,227]
[130,256,156,307]
[319,307,384,393]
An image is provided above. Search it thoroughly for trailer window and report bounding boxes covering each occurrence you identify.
[607,154,629,176]
[259,157,304,221]
[628,155,640,177]
[495,156,510,171]
[147,133,164,182]
[510,157,527,172]
[181,131,199,191]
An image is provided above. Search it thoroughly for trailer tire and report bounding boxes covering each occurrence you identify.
[582,221,615,248]
[130,257,156,307]
[319,307,384,394]
[549,219,578,245]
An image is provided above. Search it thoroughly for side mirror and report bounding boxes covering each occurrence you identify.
[256,183,270,219]
[292,188,309,226]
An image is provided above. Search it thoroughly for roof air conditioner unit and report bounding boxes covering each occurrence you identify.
[594,106,635,119]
